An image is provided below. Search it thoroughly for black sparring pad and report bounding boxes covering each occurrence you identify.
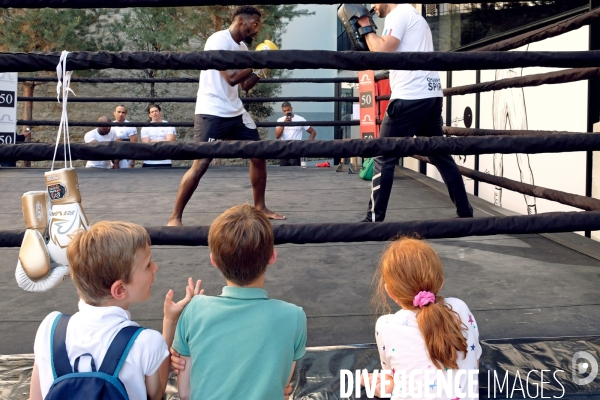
[337,4,377,51]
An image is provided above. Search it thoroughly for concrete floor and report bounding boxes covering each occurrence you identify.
[1,165,600,355]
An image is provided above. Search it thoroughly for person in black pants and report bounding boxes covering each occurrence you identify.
[356,3,473,222]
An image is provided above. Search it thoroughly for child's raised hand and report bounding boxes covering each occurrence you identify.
[163,278,203,322]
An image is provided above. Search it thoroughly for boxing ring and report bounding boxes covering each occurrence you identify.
[2,2,600,399]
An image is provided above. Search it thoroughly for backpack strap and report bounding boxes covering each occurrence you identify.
[50,313,72,379]
[98,326,145,377]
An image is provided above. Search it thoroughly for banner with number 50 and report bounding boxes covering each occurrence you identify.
[0,73,17,144]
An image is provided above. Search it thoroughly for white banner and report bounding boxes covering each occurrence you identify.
[0,72,17,144]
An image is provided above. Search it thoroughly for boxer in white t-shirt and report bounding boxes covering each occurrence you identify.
[356,4,473,222]
[84,115,118,169]
[168,6,285,226]
[140,104,176,168]
[113,105,138,169]
[275,102,317,166]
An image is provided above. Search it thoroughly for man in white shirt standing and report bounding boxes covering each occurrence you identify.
[356,3,473,222]
[168,5,285,226]
[113,105,138,168]
[140,104,176,168]
[84,115,118,169]
[275,102,317,166]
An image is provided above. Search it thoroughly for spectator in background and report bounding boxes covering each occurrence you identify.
[141,104,176,168]
[113,105,138,168]
[84,116,119,169]
[0,127,31,167]
[275,102,317,166]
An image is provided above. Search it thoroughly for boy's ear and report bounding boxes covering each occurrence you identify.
[268,248,277,265]
[110,280,128,300]
[210,253,218,268]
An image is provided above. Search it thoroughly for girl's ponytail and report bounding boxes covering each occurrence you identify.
[374,238,467,370]
[417,295,467,369]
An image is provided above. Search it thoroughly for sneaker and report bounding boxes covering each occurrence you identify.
[316,161,331,168]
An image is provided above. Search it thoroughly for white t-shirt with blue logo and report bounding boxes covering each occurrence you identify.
[384,5,443,100]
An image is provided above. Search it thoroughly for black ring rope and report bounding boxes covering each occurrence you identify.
[2,135,600,162]
[0,0,537,8]
[18,96,359,103]
[443,127,583,137]
[443,67,600,97]
[1,50,599,73]
[13,120,590,136]
[15,120,360,128]
[471,6,600,52]
[17,67,600,105]
[413,155,600,211]
[16,76,360,84]
[0,210,598,247]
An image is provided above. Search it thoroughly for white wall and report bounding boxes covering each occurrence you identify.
[277,5,337,115]
[429,27,589,220]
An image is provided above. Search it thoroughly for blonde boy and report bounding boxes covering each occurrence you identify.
[172,204,307,400]
[29,221,201,400]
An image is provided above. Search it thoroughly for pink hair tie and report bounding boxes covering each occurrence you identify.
[413,291,436,308]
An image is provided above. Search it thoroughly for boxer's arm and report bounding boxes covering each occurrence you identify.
[357,17,400,52]
[240,72,260,92]
[220,69,254,86]
[307,126,317,140]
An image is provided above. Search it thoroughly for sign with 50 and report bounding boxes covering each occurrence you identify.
[0,73,17,145]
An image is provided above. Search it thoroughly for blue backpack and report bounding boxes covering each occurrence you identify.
[45,313,144,400]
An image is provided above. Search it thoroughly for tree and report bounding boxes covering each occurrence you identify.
[0,8,115,164]
[109,6,313,120]
[108,7,199,99]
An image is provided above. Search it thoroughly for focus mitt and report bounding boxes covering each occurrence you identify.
[337,4,378,51]
[254,40,279,79]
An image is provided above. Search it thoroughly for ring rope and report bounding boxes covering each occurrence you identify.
[15,120,360,128]
[17,96,362,103]
[471,5,600,52]
[0,0,541,8]
[443,67,600,97]
[16,76,360,84]
[1,210,599,247]
[443,127,583,137]
[1,50,599,73]
[15,67,600,105]
[413,155,600,211]
[3,134,600,162]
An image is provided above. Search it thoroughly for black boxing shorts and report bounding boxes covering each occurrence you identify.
[193,113,260,142]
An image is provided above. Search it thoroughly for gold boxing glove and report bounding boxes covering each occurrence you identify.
[45,168,90,266]
[18,191,51,280]
[253,40,279,79]
[15,168,90,292]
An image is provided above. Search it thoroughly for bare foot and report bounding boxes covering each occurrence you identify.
[167,218,183,227]
[259,207,286,220]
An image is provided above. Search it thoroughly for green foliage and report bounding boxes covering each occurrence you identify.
[109,5,313,120]
[0,6,314,120]
[0,8,113,53]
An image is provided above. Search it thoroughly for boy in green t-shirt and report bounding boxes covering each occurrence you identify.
[172,204,307,400]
